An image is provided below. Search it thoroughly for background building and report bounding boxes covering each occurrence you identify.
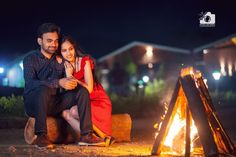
[1,34,236,95]
[97,41,191,95]
[194,34,236,92]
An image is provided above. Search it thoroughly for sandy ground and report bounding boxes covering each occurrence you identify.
[0,105,236,157]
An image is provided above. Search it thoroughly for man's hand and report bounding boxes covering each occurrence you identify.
[59,77,78,90]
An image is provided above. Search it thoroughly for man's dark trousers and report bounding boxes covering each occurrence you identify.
[24,85,92,135]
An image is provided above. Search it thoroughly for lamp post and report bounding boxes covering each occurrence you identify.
[212,70,221,93]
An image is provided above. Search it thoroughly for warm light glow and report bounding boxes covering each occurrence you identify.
[180,67,194,77]
[203,49,208,54]
[154,88,200,156]
[148,63,153,69]
[146,46,153,58]
[161,107,199,155]
[231,37,236,45]
[163,110,185,147]
[228,62,233,77]
[190,70,194,75]
[219,58,226,76]
[235,62,236,72]
[154,104,168,138]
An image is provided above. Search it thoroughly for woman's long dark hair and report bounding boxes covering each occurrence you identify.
[60,35,98,85]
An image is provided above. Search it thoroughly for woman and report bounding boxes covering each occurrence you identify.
[60,35,114,146]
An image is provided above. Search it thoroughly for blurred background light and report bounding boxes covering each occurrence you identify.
[0,67,4,74]
[142,75,149,83]
[212,71,221,80]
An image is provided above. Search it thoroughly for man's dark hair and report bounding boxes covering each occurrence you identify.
[37,23,61,38]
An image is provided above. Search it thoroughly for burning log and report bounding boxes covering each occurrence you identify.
[152,79,181,155]
[196,75,236,154]
[185,106,191,157]
[180,74,218,156]
[151,67,236,157]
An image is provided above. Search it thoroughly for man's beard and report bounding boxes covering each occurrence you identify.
[43,46,57,54]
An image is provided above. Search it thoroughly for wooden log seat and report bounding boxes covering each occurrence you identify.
[24,113,132,144]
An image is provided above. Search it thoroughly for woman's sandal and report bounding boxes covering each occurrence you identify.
[104,136,115,147]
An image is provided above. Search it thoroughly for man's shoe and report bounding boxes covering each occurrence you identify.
[34,134,54,150]
[78,133,105,146]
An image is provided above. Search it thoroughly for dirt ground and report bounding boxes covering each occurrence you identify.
[0,117,157,157]
[0,105,236,157]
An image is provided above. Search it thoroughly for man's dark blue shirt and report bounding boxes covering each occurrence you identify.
[23,50,64,96]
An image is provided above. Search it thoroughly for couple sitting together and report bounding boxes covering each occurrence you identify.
[23,23,113,149]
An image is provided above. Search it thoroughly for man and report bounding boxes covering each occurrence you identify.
[23,23,103,149]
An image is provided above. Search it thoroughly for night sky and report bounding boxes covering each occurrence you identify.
[0,0,236,66]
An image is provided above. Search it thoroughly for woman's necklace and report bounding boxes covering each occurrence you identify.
[72,57,77,72]
[75,57,82,72]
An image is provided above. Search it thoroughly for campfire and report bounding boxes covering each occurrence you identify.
[152,67,236,157]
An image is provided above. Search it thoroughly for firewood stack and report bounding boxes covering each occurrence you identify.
[152,67,236,157]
